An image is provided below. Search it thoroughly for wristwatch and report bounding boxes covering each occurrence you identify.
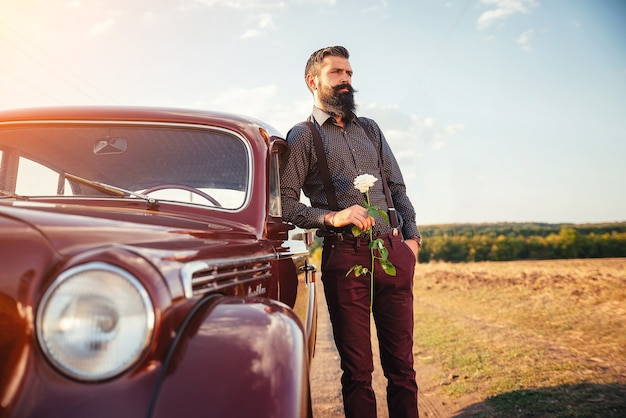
[408,235,422,249]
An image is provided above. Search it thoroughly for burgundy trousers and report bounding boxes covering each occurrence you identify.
[321,233,419,418]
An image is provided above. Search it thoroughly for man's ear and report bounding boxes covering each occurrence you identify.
[306,74,317,91]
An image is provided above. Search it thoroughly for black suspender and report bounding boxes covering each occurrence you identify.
[355,119,400,230]
[304,121,339,211]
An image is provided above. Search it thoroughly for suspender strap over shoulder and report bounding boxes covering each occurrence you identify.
[355,119,400,229]
[304,121,339,211]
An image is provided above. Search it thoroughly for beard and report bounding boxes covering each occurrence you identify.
[319,82,357,120]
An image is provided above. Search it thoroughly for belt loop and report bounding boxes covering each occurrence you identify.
[387,233,395,249]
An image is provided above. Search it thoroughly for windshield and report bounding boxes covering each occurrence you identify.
[0,123,250,210]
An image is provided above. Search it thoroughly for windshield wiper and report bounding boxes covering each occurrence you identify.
[65,173,160,209]
[0,190,28,200]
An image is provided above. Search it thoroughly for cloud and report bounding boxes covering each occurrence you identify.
[197,84,309,133]
[181,1,281,39]
[477,0,538,30]
[294,0,337,5]
[256,13,276,29]
[237,12,277,39]
[182,0,287,10]
[516,28,534,51]
[412,116,465,151]
[239,29,263,39]
[360,103,464,154]
[89,18,116,36]
[443,123,465,136]
[419,118,465,150]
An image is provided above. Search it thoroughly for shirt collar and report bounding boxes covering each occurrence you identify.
[311,106,356,127]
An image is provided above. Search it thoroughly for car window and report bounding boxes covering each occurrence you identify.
[15,157,72,195]
[0,124,251,210]
[268,151,282,218]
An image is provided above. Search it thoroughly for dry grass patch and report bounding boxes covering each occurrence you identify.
[412,258,626,416]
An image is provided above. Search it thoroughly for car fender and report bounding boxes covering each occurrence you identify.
[149,296,311,418]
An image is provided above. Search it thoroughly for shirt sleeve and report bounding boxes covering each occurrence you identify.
[280,123,329,229]
[361,118,421,239]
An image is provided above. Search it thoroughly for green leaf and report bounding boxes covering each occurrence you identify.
[351,225,362,237]
[370,238,384,250]
[355,265,368,277]
[347,265,368,277]
[380,259,397,276]
[379,247,389,260]
[367,207,380,218]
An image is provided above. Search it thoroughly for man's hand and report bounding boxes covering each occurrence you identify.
[324,205,375,231]
[404,239,420,260]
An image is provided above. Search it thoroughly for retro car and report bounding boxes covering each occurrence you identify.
[0,106,317,418]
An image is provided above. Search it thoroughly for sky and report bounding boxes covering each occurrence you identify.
[1,0,625,226]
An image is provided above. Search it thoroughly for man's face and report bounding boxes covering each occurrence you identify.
[314,56,356,119]
[318,55,353,90]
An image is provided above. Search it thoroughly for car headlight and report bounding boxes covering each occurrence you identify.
[36,262,155,381]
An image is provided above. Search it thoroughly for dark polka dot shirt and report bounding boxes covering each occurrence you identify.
[280,107,420,239]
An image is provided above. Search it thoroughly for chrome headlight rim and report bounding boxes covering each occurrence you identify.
[36,261,155,381]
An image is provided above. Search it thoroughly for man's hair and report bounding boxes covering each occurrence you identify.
[304,46,350,91]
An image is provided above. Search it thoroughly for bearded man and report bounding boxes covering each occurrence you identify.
[280,45,422,418]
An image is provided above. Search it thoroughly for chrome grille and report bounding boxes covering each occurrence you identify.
[181,256,274,298]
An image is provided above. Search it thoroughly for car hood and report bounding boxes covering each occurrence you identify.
[1,200,274,300]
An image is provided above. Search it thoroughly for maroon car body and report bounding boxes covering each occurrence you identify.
[0,106,317,418]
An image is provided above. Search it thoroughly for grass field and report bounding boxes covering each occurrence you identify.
[412,258,626,417]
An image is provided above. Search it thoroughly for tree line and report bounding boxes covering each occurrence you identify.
[418,222,626,263]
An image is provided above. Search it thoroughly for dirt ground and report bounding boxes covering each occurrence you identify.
[310,280,483,418]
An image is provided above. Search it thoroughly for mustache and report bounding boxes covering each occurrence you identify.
[333,83,356,93]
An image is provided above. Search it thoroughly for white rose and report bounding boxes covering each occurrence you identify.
[353,174,378,193]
